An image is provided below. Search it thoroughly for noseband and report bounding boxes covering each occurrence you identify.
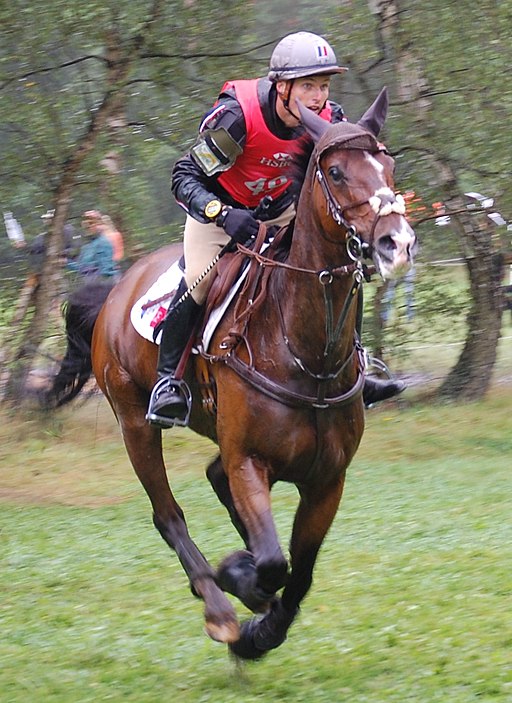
[314,149,406,254]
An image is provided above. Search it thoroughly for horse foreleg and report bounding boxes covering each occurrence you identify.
[117,410,239,644]
[208,455,272,612]
[206,455,248,545]
[217,455,288,614]
[230,475,346,659]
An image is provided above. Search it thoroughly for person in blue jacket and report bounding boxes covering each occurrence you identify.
[68,210,119,280]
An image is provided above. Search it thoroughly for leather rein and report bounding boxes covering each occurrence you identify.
[204,157,402,411]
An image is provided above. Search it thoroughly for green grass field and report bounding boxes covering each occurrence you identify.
[1,387,511,702]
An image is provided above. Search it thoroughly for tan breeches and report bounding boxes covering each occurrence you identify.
[183,204,295,303]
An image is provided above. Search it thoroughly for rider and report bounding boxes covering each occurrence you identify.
[146,31,405,428]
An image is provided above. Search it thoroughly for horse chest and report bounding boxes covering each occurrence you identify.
[244,406,363,485]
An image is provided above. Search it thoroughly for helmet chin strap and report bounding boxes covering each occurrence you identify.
[281,80,302,121]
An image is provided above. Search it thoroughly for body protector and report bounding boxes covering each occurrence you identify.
[172,79,344,223]
[214,79,332,208]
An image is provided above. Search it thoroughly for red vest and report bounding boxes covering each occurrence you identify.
[216,79,332,207]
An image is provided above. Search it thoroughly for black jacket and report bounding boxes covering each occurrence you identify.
[171,77,345,223]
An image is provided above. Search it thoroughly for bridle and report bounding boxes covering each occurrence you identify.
[314,154,406,254]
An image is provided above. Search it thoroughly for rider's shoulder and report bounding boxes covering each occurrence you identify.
[199,87,244,133]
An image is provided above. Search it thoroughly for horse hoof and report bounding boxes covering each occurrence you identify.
[205,618,240,644]
[228,619,267,661]
[217,550,273,613]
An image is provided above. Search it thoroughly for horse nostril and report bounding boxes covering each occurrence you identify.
[378,235,395,256]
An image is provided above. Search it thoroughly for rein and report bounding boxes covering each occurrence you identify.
[204,224,369,410]
[202,139,404,411]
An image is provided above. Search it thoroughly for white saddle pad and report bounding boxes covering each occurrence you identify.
[130,260,182,345]
[130,257,251,350]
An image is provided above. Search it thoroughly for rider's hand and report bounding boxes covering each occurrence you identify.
[216,207,259,243]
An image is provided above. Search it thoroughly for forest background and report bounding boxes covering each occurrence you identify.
[1,0,511,403]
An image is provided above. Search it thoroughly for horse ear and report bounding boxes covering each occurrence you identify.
[296,99,330,143]
[357,87,388,137]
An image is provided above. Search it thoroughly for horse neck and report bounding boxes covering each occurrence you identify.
[270,199,359,372]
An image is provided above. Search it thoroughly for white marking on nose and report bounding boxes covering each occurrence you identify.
[369,188,406,215]
[366,153,384,174]
[375,186,394,199]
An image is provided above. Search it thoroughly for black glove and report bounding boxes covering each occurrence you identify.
[216,207,259,243]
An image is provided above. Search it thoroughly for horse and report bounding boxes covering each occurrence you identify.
[46,88,416,660]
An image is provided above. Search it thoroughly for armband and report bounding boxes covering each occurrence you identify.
[190,127,242,176]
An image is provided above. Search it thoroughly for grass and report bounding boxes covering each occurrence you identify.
[1,388,511,702]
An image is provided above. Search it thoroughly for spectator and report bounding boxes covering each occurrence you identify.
[382,266,416,324]
[67,210,119,280]
[100,214,125,264]
[28,209,78,273]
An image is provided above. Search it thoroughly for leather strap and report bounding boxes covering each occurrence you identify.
[224,344,365,410]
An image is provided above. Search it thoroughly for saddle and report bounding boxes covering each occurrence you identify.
[203,223,290,348]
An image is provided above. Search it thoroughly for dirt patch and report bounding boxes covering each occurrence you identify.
[0,396,215,508]
[0,399,137,507]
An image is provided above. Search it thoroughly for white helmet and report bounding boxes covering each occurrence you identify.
[268,31,347,82]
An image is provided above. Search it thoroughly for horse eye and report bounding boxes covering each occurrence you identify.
[328,165,345,184]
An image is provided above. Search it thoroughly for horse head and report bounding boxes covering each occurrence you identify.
[297,88,417,279]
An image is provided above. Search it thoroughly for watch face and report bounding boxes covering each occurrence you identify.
[205,199,222,219]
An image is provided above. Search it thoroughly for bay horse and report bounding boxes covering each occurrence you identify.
[47,89,416,660]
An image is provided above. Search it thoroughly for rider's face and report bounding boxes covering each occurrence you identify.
[276,75,331,126]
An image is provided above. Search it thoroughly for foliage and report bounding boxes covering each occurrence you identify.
[1,1,511,400]
[2,2,511,252]
[0,0,260,248]
[364,262,471,361]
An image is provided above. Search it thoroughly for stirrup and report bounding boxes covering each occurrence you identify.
[146,376,192,428]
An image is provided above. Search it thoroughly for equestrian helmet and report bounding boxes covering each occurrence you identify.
[268,31,347,82]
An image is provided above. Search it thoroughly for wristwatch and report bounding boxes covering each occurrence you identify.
[204,199,222,220]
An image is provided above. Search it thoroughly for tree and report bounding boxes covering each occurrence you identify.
[0,0,263,400]
[1,0,511,403]
[384,0,510,400]
[330,0,512,400]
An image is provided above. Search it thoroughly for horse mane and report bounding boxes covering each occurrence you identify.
[288,136,315,203]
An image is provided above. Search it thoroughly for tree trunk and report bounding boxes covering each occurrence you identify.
[370,0,503,401]
[437,209,503,400]
[2,33,133,402]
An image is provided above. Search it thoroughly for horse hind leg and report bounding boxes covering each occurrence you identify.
[107,382,240,644]
[207,455,248,544]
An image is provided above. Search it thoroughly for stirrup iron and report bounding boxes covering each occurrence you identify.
[146,376,192,428]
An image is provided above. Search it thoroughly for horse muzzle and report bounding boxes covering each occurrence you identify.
[372,218,417,280]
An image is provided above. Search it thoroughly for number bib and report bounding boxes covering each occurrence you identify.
[217,79,332,207]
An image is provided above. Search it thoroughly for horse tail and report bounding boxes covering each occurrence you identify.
[44,280,114,408]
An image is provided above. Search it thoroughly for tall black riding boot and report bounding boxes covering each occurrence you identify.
[146,286,202,428]
[363,375,406,407]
